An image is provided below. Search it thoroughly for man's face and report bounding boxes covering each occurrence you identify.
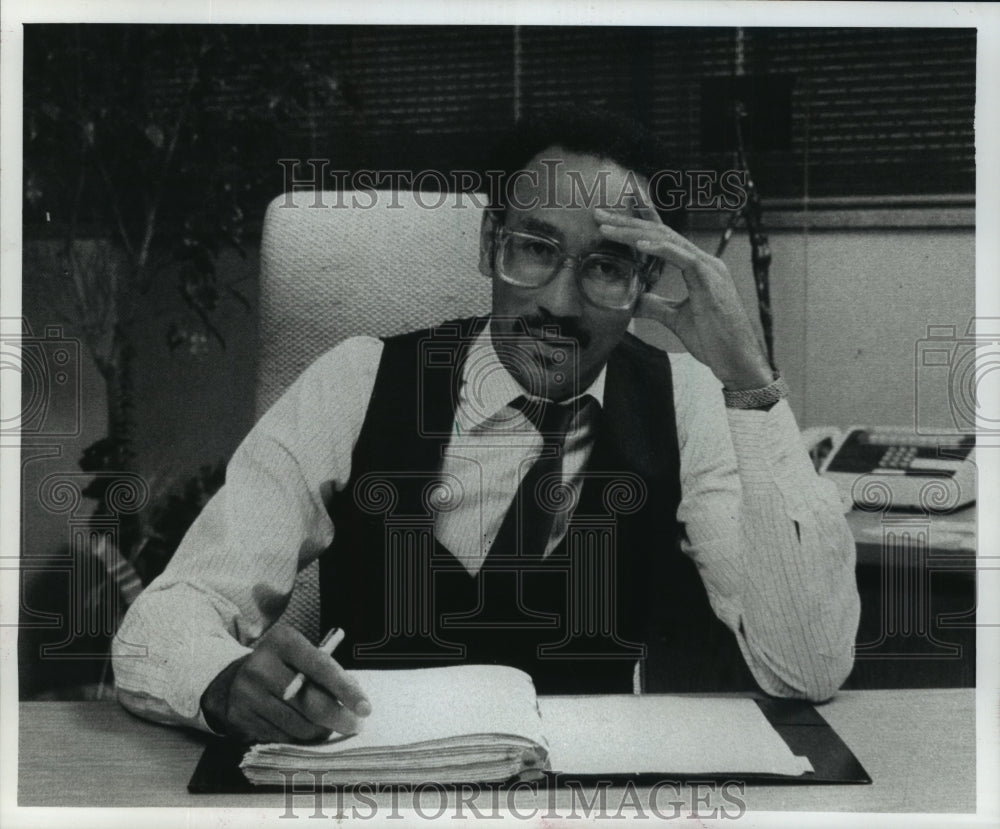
[480,148,646,401]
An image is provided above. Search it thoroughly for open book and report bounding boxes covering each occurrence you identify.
[239,665,815,786]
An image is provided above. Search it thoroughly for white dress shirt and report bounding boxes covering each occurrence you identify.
[112,324,860,731]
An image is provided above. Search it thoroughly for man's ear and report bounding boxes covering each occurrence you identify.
[478,210,500,278]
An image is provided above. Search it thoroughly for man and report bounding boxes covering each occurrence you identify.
[112,110,859,744]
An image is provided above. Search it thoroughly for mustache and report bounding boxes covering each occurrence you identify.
[520,312,592,349]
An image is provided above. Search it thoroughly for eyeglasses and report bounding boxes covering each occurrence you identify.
[493,227,658,311]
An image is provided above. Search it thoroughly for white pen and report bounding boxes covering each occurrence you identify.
[282,627,345,701]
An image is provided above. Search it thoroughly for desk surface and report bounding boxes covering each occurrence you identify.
[18,689,975,813]
[847,505,976,568]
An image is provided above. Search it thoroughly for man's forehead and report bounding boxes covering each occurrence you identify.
[510,149,651,215]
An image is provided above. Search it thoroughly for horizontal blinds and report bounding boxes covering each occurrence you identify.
[517,27,653,116]
[330,25,975,199]
[746,27,975,197]
[518,26,975,199]
[331,26,515,170]
[115,24,986,200]
[26,23,976,231]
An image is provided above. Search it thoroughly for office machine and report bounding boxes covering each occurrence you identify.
[818,427,976,511]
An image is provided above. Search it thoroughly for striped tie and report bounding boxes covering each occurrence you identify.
[490,395,576,559]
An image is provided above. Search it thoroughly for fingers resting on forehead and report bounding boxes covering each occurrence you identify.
[594,210,703,263]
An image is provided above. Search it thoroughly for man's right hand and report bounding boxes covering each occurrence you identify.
[200,623,372,743]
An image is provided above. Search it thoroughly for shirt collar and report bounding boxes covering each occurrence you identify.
[457,318,607,430]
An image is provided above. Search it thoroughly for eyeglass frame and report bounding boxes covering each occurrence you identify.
[489,224,662,311]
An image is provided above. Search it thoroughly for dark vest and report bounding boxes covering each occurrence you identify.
[320,317,755,693]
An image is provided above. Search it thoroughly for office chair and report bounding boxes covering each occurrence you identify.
[256,189,490,640]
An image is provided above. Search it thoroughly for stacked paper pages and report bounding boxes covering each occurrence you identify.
[240,665,549,786]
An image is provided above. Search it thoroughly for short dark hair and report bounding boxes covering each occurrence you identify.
[485,105,672,219]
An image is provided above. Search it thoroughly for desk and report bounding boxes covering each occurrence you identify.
[846,505,977,569]
[18,689,975,813]
[845,506,977,688]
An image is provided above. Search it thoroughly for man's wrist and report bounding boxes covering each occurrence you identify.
[718,357,775,392]
[200,655,247,736]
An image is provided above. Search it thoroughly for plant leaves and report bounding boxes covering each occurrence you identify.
[144,124,165,149]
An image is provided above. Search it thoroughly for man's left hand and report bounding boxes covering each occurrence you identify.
[595,206,773,391]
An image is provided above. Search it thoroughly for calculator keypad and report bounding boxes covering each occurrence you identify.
[879,446,918,470]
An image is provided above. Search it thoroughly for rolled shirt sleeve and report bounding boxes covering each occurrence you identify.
[111,336,383,730]
[671,352,860,701]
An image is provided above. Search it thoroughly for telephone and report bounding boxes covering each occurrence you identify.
[806,426,976,512]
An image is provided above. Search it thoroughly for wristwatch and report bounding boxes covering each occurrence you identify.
[722,372,789,410]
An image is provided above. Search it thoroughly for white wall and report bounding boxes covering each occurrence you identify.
[635,219,976,431]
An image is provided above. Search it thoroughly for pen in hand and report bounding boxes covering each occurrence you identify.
[282,627,346,701]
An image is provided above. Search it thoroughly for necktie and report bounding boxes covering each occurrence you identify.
[491,395,576,559]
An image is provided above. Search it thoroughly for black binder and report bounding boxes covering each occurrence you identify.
[188,698,871,793]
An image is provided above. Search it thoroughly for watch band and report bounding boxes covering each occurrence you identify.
[723,373,789,410]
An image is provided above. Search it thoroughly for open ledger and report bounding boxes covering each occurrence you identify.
[239,665,814,786]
